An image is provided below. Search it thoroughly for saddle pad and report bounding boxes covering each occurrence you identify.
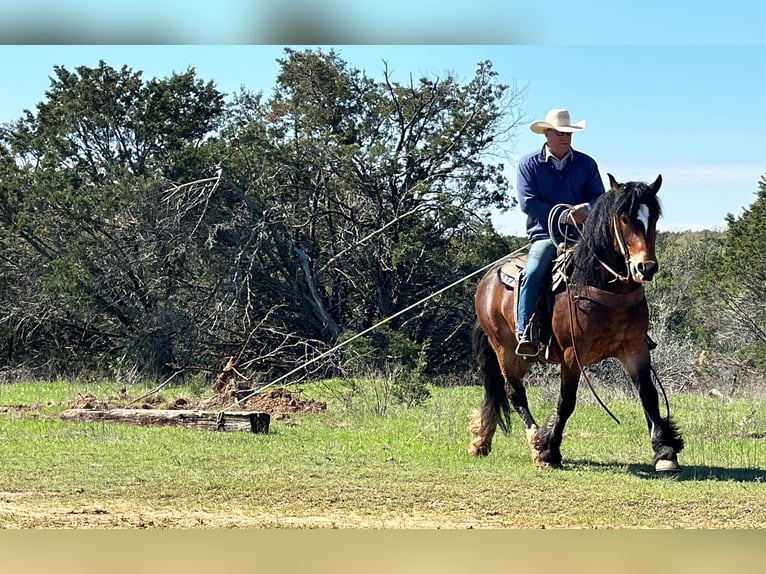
[498,253,527,290]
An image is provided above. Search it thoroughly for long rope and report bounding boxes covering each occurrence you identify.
[555,211,621,425]
[218,207,668,425]
[651,364,673,420]
[564,279,621,425]
[217,246,527,413]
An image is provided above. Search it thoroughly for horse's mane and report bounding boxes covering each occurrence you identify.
[568,181,662,288]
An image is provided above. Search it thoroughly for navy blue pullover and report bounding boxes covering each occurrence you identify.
[517,145,605,243]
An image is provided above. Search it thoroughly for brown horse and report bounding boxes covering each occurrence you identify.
[468,174,684,473]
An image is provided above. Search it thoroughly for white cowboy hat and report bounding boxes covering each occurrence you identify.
[530,108,586,134]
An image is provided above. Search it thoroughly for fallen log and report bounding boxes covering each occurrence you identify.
[59,408,270,434]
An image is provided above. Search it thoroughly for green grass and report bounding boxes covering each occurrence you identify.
[0,379,764,528]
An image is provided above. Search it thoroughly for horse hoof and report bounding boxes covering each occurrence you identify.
[655,459,681,473]
[468,444,491,457]
[532,451,561,469]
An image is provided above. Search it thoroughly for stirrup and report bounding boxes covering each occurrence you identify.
[515,337,538,358]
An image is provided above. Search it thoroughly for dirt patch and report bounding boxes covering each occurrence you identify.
[0,404,34,413]
[235,388,327,419]
[70,393,107,410]
[0,401,67,417]
[66,387,327,420]
[195,386,327,419]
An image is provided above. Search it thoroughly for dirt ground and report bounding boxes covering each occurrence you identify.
[0,492,479,528]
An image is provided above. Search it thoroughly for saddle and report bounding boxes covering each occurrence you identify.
[498,247,572,360]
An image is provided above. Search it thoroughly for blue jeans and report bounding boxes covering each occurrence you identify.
[517,239,558,337]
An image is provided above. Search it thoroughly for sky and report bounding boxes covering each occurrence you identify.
[0,4,764,236]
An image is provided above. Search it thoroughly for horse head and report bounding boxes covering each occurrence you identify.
[607,173,662,283]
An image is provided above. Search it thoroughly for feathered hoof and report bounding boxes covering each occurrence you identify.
[654,459,682,473]
[468,442,491,457]
[525,424,539,448]
[532,451,561,469]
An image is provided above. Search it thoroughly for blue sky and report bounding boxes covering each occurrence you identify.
[1,1,764,45]
[0,6,764,235]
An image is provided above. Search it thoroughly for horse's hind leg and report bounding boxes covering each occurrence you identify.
[468,400,498,456]
[503,355,539,454]
[533,359,580,468]
[469,325,534,456]
[469,357,535,457]
[468,324,503,456]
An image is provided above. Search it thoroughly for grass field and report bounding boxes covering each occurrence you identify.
[0,378,764,528]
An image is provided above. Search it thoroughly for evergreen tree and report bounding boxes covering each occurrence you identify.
[714,176,766,367]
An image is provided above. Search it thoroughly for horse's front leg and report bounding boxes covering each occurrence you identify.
[620,347,684,473]
[532,355,580,468]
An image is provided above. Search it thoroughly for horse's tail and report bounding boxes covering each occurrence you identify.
[472,321,512,434]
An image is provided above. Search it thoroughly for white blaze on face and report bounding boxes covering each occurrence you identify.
[637,204,650,233]
[628,203,655,282]
[628,203,653,283]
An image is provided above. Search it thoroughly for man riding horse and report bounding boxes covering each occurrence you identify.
[515,108,604,357]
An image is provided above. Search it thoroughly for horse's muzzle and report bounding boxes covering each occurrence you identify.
[632,260,657,282]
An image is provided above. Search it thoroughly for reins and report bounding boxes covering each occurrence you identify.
[606,215,633,283]
[554,214,622,425]
[563,274,623,426]
[652,363,673,421]
[575,215,632,284]
[550,207,631,283]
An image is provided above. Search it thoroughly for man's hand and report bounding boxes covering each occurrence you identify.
[567,203,590,226]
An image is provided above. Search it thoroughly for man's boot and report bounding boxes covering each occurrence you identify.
[515,326,538,357]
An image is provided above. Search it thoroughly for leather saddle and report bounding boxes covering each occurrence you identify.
[498,249,571,360]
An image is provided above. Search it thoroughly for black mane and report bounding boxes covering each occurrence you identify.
[568,181,662,288]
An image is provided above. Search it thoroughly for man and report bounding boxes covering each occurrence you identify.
[515,108,605,357]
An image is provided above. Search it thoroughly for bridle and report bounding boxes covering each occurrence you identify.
[603,215,633,283]
[549,206,633,284]
[579,215,633,284]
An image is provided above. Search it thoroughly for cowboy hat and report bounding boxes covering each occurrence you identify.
[530,108,586,134]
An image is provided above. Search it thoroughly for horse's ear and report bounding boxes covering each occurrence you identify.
[607,173,621,193]
[650,174,662,195]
